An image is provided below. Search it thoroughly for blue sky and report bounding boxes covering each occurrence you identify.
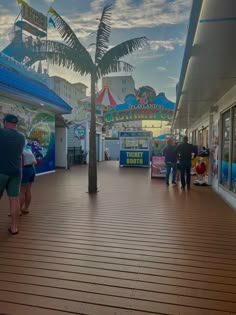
[0,0,192,101]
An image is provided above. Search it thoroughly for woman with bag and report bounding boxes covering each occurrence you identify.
[20,147,36,215]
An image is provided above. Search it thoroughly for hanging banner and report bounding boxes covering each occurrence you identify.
[22,1,47,32]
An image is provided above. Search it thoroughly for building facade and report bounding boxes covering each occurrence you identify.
[172,0,236,209]
[49,76,88,122]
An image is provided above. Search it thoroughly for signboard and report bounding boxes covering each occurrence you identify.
[103,87,175,125]
[104,107,174,124]
[119,131,152,138]
[120,150,150,167]
[22,1,47,32]
[151,156,166,178]
[74,124,86,140]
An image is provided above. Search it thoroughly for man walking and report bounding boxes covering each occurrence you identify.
[177,136,197,190]
[163,138,177,186]
[0,114,25,234]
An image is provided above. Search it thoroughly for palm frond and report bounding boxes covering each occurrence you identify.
[26,41,95,75]
[49,7,80,48]
[97,60,134,79]
[95,4,112,64]
[98,37,148,67]
[49,6,93,64]
[47,42,95,75]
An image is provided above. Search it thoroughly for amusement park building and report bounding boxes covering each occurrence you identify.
[0,53,72,174]
[102,75,142,131]
[49,76,88,122]
[173,0,236,209]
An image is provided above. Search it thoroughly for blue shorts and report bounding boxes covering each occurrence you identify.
[21,165,36,185]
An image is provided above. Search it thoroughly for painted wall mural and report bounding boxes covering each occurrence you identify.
[0,98,55,174]
[103,86,175,124]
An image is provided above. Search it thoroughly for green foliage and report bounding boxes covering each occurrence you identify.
[95,4,112,64]
[44,5,148,82]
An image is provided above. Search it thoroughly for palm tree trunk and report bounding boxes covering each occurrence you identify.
[88,73,97,193]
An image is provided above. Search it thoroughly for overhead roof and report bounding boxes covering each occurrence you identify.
[173,0,236,129]
[0,62,72,114]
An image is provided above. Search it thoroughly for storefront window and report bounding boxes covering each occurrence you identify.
[231,107,236,193]
[221,110,230,188]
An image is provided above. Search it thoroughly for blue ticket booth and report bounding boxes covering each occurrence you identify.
[119,131,152,167]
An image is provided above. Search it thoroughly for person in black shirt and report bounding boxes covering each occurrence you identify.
[0,114,25,234]
[176,136,197,190]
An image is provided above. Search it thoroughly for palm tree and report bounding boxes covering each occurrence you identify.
[38,4,148,193]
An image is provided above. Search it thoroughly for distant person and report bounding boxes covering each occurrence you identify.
[20,147,37,215]
[0,114,25,235]
[177,136,197,190]
[36,36,42,52]
[163,138,177,186]
[175,141,181,181]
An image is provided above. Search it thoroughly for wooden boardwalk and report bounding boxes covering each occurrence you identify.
[0,161,236,315]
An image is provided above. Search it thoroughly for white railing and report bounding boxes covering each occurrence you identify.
[0,51,49,85]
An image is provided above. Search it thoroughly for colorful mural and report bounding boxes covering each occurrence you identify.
[103,86,175,124]
[0,99,55,174]
[26,112,55,173]
[211,119,219,178]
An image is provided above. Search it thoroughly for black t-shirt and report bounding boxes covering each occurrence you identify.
[177,143,197,160]
[0,128,25,177]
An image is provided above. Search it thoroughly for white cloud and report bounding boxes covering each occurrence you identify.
[44,0,54,4]
[157,66,166,71]
[0,14,16,50]
[58,0,192,37]
[149,38,185,51]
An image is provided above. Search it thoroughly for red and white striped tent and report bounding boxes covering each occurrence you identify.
[96,86,120,106]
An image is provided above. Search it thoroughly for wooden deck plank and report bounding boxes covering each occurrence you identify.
[0,272,236,310]
[0,288,234,315]
[1,247,236,272]
[0,250,236,278]
[0,162,236,314]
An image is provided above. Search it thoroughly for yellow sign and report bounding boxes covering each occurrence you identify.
[22,1,47,32]
[126,152,144,165]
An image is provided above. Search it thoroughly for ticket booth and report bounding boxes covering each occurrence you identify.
[119,131,152,167]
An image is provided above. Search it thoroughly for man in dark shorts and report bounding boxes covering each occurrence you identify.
[0,114,25,234]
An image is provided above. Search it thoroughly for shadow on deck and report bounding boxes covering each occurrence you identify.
[0,161,236,315]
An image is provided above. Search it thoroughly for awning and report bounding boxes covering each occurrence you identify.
[173,0,236,129]
[0,61,72,114]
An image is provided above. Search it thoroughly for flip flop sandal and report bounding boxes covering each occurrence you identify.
[8,212,22,217]
[8,228,19,235]
[22,209,29,214]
